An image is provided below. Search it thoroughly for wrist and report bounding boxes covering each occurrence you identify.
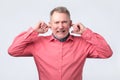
[80,27,87,35]
[32,27,40,34]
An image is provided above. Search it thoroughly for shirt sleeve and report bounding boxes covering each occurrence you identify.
[8,27,38,57]
[81,28,113,58]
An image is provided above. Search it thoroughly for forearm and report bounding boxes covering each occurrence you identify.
[8,28,38,57]
[81,28,113,58]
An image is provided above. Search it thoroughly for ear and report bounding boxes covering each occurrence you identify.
[69,20,72,28]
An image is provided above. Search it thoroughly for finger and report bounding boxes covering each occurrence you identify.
[44,28,49,32]
[40,22,45,28]
[73,25,80,31]
[40,22,48,29]
[71,24,75,27]
[47,24,51,28]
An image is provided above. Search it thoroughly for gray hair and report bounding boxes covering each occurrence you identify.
[50,6,71,18]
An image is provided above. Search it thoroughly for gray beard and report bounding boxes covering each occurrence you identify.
[53,33,70,42]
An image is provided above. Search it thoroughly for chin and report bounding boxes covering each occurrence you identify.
[55,32,69,39]
[57,35,67,39]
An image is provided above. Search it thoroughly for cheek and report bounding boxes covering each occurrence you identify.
[50,27,57,32]
[65,26,71,30]
[65,23,71,29]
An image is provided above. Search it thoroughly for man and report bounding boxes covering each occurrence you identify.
[8,6,113,80]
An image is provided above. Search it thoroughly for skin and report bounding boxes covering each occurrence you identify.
[49,12,72,39]
[33,12,86,39]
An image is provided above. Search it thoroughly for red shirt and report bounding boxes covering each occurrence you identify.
[8,28,112,80]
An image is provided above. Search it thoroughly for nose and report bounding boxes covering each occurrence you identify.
[58,23,64,29]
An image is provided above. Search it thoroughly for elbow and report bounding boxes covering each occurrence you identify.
[103,49,113,59]
[106,50,113,58]
[8,47,19,57]
[107,47,113,58]
[100,45,113,59]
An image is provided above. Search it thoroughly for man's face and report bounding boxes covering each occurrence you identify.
[49,12,72,39]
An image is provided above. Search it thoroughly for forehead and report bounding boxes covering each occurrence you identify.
[50,12,70,21]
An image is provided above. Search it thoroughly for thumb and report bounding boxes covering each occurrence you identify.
[71,30,74,33]
[71,30,78,34]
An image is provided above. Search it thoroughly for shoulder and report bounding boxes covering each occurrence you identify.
[33,35,51,43]
[70,34,82,40]
[70,34,88,44]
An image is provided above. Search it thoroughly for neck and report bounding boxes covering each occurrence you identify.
[53,33,70,42]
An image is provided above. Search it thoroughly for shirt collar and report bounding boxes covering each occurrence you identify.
[49,34,73,42]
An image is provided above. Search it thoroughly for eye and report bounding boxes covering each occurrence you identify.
[54,21,59,24]
[62,21,67,24]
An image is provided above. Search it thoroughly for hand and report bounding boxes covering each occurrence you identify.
[71,23,86,35]
[33,21,49,34]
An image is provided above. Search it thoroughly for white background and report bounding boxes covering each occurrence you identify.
[0,0,119,80]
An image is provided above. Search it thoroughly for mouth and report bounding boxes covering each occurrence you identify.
[57,30,66,33]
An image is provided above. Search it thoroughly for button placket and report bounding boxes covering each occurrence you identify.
[58,42,63,79]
